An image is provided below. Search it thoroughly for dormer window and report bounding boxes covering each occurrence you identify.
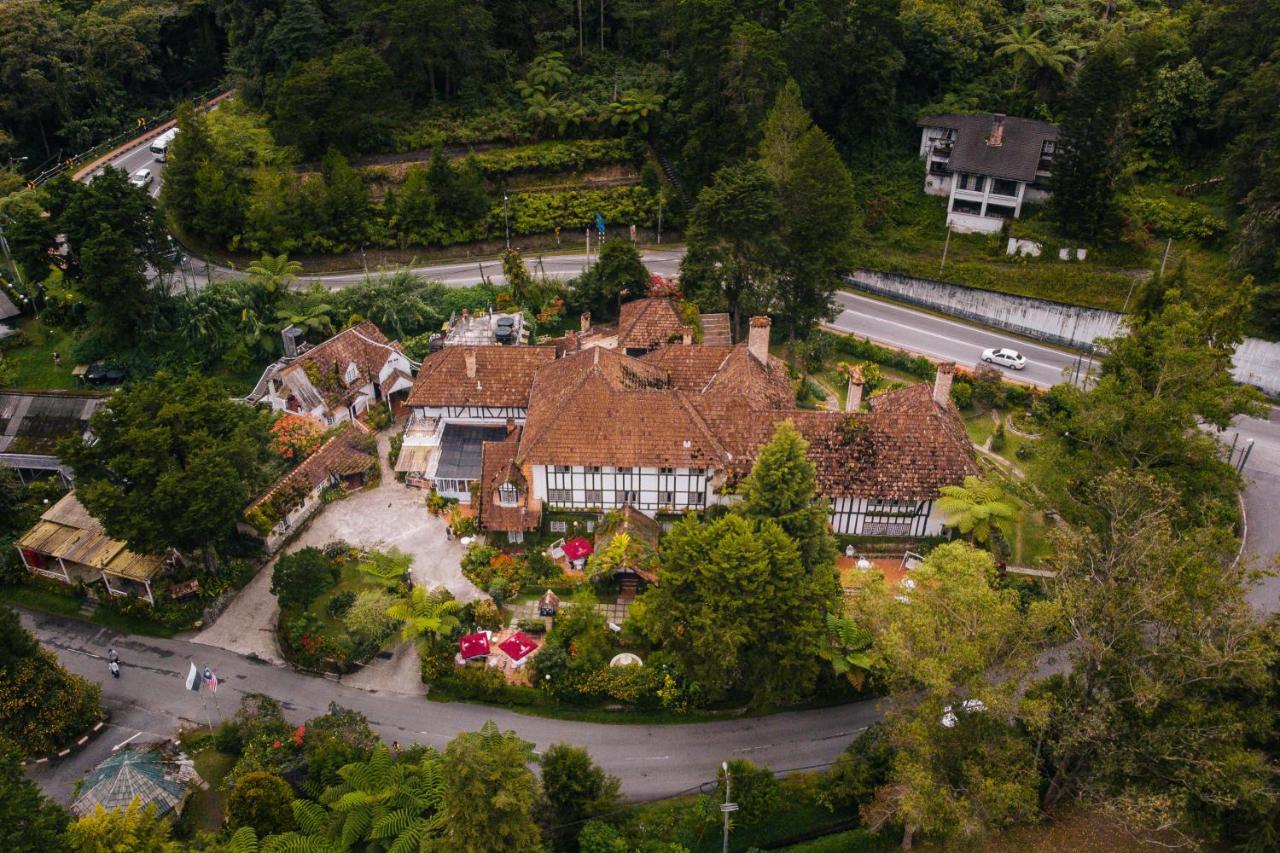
[344,361,360,384]
[497,483,519,506]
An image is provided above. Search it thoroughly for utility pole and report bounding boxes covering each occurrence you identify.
[657,192,663,244]
[939,225,952,275]
[0,218,24,289]
[1158,236,1173,277]
[503,194,510,250]
[720,761,737,853]
[577,0,584,55]
[585,227,591,270]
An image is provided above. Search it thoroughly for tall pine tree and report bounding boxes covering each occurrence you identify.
[759,83,859,340]
[1051,35,1138,241]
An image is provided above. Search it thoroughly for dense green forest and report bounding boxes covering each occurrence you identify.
[4,1,1280,332]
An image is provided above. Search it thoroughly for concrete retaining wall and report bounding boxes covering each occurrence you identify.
[849,269,1125,350]
[847,269,1280,396]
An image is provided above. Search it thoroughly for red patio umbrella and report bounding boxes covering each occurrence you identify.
[498,630,539,663]
[458,632,490,660]
[562,537,593,561]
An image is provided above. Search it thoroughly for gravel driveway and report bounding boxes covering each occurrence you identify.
[192,431,483,671]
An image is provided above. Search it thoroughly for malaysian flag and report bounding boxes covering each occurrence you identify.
[203,667,218,694]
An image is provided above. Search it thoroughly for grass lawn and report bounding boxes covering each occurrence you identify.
[306,562,402,645]
[178,747,235,835]
[1,581,180,637]
[850,156,1236,314]
[0,583,84,616]
[4,317,80,389]
[781,829,890,852]
[1015,510,1057,566]
[964,409,998,446]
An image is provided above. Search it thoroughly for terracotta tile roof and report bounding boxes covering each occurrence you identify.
[517,347,727,468]
[617,298,686,351]
[276,321,404,409]
[673,385,975,501]
[407,346,557,408]
[246,421,376,514]
[641,344,793,409]
[477,428,542,532]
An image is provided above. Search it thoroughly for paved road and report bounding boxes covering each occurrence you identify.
[23,609,878,804]
[831,291,1086,389]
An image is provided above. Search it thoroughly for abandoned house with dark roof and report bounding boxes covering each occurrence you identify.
[917,113,1058,233]
[401,299,976,542]
[247,321,416,425]
[0,390,105,484]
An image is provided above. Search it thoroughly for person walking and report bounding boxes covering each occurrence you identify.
[109,659,120,678]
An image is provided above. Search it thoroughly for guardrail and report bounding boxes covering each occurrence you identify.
[24,87,233,188]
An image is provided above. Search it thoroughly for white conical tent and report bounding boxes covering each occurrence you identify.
[71,749,188,818]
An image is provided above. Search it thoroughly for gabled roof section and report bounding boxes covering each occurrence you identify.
[918,113,1058,182]
[641,344,792,409]
[407,345,557,408]
[791,384,978,500]
[246,421,375,514]
[478,427,541,532]
[276,321,404,409]
[517,347,727,468]
[616,298,686,351]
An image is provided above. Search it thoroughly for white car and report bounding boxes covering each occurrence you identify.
[981,347,1027,370]
[129,169,153,188]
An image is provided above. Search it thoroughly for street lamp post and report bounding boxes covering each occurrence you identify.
[503,194,510,250]
[720,761,737,853]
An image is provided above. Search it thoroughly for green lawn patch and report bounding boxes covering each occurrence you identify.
[1016,510,1057,566]
[780,829,890,852]
[850,156,1237,315]
[306,562,401,646]
[0,583,84,616]
[179,747,235,835]
[3,318,80,390]
[89,604,179,639]
[965,410,997,446]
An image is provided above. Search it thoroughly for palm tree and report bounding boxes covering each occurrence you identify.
[995,24,1074,95]
[288,745,447,851]
[276,303,336,338]
[817,614,875,689]
[607,90,664,134]
[386,587,463,645]
[247,253,303,302]
[937,475,1021,547]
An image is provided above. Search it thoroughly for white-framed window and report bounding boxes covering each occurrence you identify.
[991,177,1019,197]
[548,488,572,504]
[554,465,573,473]
[616,466,633,474]
[585,489,603,505]
[585,465,602,474]
[622,490,639,504]
[659,466,675,474]
[497,483,519,506]
[550,520,567,533]
[659,490,675,505]
[687,491,704,506]
[509,530,524,544]
[585,520,596,533]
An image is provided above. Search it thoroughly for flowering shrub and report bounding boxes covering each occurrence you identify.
[270,414,326,461]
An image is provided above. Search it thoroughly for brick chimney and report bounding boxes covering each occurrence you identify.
[682,325,694,346]
[464,349,477,380]
[987,114,1005,147]
[845,365,864,412]
[580,311,591,333]
[933,362,955,406]
[747,316,771,364]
